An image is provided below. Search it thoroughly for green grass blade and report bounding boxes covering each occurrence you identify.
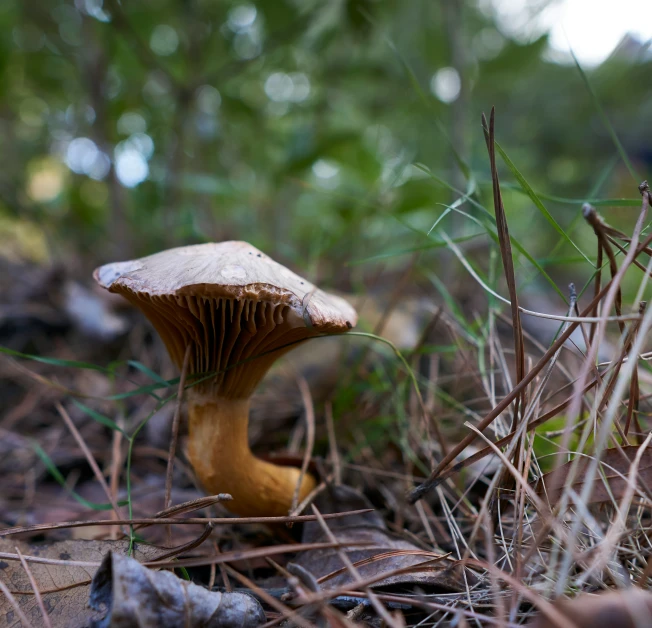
[493,141,592,265]
[415,163,571,302]
[0,346,108,372]
[31,441,124,511]
[106,378,180,400]
[348,231,485,265]
[570,48,640,182]
[442,202,570,302]
[535,255,592,266]
[498,182,640,207]
[423,270,478,342]
[71,399,128,436]
[345,331,428,415]
[128,360,170,387]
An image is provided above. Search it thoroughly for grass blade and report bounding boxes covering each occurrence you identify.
[71,399,128,436]
[31,441,126,511]
[494,141,592,264]
[0,346,108,372]
[128,360,170,387]
[570,48,640,182]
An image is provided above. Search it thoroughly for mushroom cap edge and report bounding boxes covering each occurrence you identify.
[93,241,358,331]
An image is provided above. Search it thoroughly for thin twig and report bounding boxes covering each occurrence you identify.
[150,523,214,562]
[290,376,316,515]
[210,541,231,592]
[324,401,341,485]
[575,432,652,585]
[16,546,52,628]
[552,182,650,596]
[482,107,525,430]
[409,279,616,502]
[0,509,374,537]
[55,402,126,535]
[0,577,35,628]
[0,540,374,571]
[224,564,316,628]
[310,505,400,627]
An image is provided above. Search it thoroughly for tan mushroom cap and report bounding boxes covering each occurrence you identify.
[93,241,357,398]
[94,241,356,330]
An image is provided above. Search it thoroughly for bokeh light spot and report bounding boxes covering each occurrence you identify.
[27,158,66,203]
[264,72,311,103]
[115,148,148,188]
[430,67,461,104]
[117,112,147,135]
[195,85,222,114]
[150,25,179,56]
[227,5,257,32]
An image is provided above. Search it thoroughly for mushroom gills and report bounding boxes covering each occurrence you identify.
[124,292,308,398]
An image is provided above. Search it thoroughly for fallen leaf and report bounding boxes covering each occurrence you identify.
[293,485,472,592]
[90,552,265,627]
[0,539,164,628]
[535,445,652,505]
[529,588,652,627]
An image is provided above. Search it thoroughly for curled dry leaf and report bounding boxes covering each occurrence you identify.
[293,485,472,592]
[530,588,652,628]
[535,445,652,505]
[0,539,164,628]
[89,552,265,628]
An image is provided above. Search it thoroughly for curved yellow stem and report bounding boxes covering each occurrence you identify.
[187,397,316,517]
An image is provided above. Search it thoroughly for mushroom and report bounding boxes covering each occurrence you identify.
[94,242,357,517]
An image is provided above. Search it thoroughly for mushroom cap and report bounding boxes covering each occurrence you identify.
[94,241,356,331]
[93,242,358,398]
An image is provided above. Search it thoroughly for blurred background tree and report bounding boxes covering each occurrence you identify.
[2,0,651,295]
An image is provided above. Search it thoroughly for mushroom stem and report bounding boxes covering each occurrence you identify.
[187,397,316,517]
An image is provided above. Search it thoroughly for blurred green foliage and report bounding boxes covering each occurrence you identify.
[2,0,650,289]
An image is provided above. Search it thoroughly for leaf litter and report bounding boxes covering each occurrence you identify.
[292,485,471,592]
[89,552,265,628]
[0,540,165,628]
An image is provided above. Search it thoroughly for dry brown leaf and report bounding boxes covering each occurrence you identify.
[535,445,652,505]
[0,539,164,628]
[529,588,652,627]
[293,485,472,592]
[90,552,265,627]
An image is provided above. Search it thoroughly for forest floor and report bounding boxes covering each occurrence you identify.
[1,134,652,627]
